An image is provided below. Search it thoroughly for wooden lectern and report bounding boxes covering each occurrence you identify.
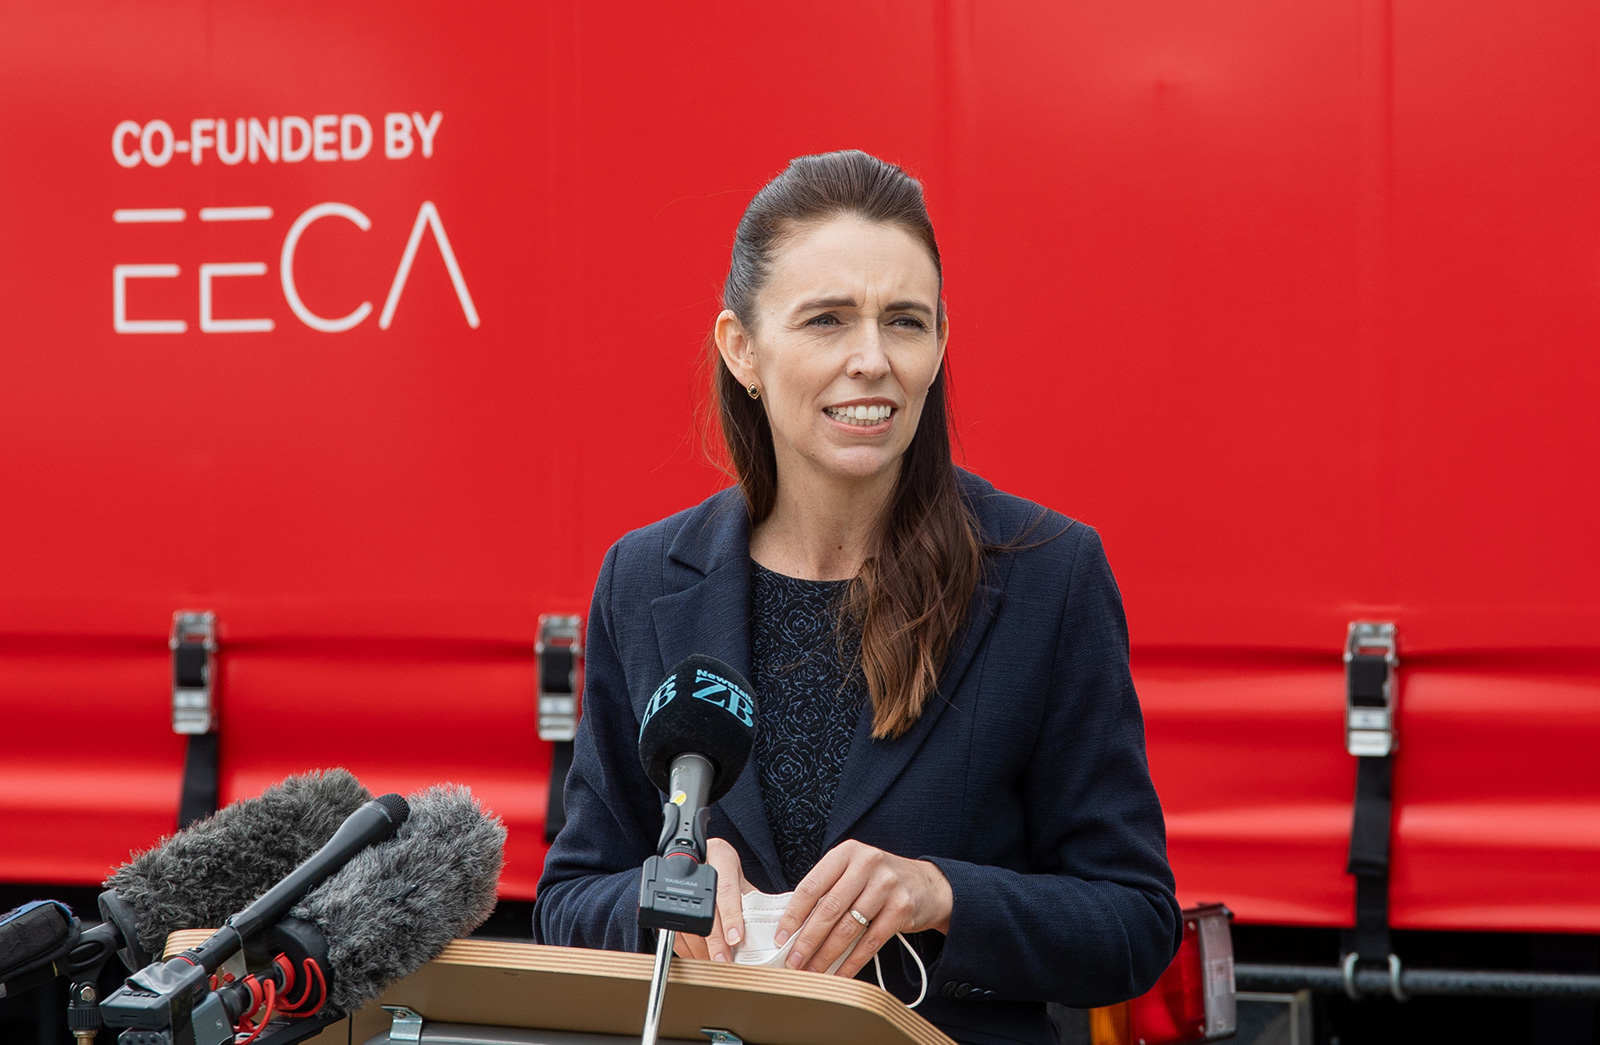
[166,932,955,1045]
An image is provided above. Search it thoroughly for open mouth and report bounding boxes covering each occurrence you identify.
[824,404,894,427]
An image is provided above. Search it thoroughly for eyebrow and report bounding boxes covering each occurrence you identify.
[793,297,935,318]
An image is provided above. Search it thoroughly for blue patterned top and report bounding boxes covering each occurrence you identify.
[749,560,867,887]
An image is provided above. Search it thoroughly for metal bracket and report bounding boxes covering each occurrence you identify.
[537,613,584,741]
[170,611,218,735]
[381,1005,424,1044]
[1344,621,1397,757]
[702,1030,746,1045]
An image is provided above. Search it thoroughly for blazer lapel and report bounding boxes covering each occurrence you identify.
[822,582,1001,851]
[648,491,785,888]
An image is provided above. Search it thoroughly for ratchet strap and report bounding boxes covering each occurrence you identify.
[1341,623,1398,970]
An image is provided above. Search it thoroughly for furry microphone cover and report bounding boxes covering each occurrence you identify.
[103,768,373,956]
[290,784,505,1015]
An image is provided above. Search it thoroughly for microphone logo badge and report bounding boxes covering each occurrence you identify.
[690,668,754,727]
[639,676,677,734]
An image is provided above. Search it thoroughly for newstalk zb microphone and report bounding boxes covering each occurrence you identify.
[637,654,757,936]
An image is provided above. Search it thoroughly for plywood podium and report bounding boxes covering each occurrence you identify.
[166,932,955,1045]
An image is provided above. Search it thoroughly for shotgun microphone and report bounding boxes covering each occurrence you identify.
[100,793,408,1042]
[0,769,373,1000]
[103,768,375,967]
[209,783,505,1037]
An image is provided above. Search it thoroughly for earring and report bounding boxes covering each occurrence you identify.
[746,382,761,400]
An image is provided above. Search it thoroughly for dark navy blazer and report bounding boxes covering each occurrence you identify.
[533,472,1181,1045]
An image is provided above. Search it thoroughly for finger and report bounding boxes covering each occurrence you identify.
[776,842,857,945]
[786,858,874,971]
[806,874,894,975]
[834,895,907,979]
[706,840,747,956]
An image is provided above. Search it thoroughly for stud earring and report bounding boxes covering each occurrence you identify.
[747,383,761,400]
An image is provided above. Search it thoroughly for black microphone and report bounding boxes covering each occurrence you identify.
[214,784,505,1024]
[100,793,408,1040]
[637,655,757,936]
[0,901,79,1000]
[0,769,373,999]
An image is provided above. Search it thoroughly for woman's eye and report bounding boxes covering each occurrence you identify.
[806,313,841,327]
[891,316,928,330]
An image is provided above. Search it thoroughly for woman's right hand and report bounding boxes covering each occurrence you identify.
[671,837,750,962]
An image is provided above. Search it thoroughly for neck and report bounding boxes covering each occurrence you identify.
[749,465,898,581]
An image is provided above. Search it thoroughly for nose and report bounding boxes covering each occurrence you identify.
[846,322,890,380]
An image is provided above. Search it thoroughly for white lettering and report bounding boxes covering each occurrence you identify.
[189,118,215,165]
[248,117,279,163]
[384,113,413,159]
[199,263,274,333]
[114,112,436,168]
[410,111,442,158]
[280,203,373,332]
[216,118,246,165]
[113,264,186,334]
[339,114,372,161]
[282,116,312,162]
[312,114,338,162]
[379,201,479,329]
[113,121,142,168]
[140,120,175,167]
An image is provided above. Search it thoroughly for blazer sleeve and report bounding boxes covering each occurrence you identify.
[921,526,1182,1008]
[532,542,660,953]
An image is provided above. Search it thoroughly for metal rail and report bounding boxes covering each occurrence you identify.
[1237,962,1600,1000]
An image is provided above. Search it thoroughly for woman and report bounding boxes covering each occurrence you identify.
[533,151,1180,1045]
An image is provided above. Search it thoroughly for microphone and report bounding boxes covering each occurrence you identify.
[0,768,373,999]
[0,901,78,1000]
[104,767,375,967]
[100,793,408,1040]
[214,784,504,1025]
[636,654,757,936]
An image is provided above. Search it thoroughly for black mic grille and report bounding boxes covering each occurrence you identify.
[372,793,410,828]
[638,654,758,802]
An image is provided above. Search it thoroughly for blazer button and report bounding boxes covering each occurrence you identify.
[955,982,975,998]
[940,981,957,998]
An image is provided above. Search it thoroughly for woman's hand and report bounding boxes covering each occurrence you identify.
[776,840,953,978]
[671,838,751,962]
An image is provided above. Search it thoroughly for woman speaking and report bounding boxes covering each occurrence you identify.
[533,150,1180,1045]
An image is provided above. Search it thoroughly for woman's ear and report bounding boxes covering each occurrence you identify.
[936,313,951,368]
[715,309,757,387]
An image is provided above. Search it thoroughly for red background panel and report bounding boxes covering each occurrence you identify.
[1,0,1595,926]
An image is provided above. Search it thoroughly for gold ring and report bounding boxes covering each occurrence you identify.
[848,908,870,928]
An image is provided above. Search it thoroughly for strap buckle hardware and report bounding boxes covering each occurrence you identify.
[537,613,584,742]
[170,611,218,735]
[1344,621,1397,757]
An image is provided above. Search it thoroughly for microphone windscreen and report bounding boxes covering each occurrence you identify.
[290,784,505,1015]
[638,654,757,802]
[103,768,372,957]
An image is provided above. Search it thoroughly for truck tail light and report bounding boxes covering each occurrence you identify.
[1089,903,1236,1045]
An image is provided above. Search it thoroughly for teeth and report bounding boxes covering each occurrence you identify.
[827,405,892,426]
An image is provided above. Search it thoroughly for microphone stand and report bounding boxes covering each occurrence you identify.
[636,753,719,1045]
[641,928,676,1045]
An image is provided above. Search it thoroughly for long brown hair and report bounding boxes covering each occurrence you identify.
[714,150,982,740]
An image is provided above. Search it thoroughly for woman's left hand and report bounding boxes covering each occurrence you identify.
[775,840,953,977]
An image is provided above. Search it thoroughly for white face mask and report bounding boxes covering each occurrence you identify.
[728,890,927,1009]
